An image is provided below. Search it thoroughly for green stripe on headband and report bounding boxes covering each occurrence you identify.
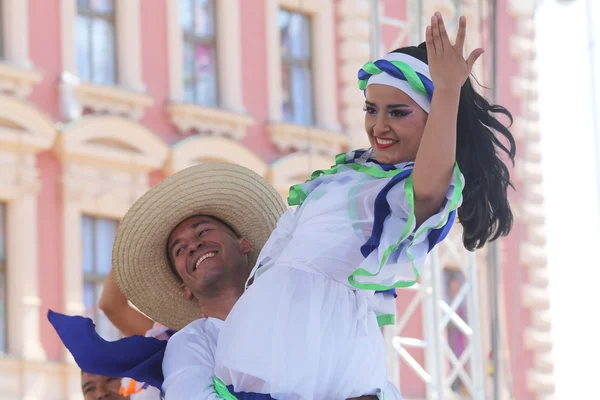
[358,60,428,96]
[390,61,427,96]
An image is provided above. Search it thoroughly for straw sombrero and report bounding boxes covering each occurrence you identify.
[112,162,287,330]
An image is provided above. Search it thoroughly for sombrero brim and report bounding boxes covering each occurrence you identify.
[112,163,287,330]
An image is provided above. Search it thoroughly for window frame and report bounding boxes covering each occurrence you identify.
[265,0,339,131]
[181,0,219,106]
[75,0,118,85]
[81,214,119,340]
[278,7,315,126]
[57,115,168,355]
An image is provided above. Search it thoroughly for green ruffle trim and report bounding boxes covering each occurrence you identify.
[213,377,238,400]
[348,164,464,291]
[376,314,396,327]
[288,150,406,207]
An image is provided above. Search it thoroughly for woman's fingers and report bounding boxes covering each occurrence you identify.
[436,12,452,49]
[466,48,485,72]
[455,16,467,51]
[431,14,442,53]
[426,24,434,56]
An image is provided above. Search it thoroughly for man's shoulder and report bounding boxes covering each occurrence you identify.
[162,318,220,380]
[167,318,221,348]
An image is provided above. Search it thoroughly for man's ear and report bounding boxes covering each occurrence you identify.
[239,238,253,255]
[182,284,194,300]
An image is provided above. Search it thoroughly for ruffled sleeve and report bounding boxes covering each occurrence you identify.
[349,164,464,291]
[372,289,397,326]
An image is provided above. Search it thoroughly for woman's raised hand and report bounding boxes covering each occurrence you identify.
[425,12,484,91]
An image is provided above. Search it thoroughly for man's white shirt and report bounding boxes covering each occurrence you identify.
[162,318,403,400]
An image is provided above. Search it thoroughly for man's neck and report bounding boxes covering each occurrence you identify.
[197,286,242,321]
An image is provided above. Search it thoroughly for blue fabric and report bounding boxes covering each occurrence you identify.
[375,288,397,298]
[47,310,168,389]
[360,168,414,258]
[426,209,456,252]
[48,310,281,399]
[357,59,434,100]
[226,386,276,399]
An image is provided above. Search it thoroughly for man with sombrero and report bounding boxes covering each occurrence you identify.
[49,163,401,399]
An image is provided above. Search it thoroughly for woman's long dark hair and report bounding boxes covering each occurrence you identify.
[390,43,516,251]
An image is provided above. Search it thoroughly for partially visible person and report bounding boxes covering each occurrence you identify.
[99,269,153,337]
[49,163,401,399]
[81,371,127,400]
[99,268,164,399]
[213,12,516,398]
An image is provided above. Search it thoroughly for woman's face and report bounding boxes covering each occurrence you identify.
[364,84,428,165]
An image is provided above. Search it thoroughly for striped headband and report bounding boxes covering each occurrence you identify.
[357,53,434,113]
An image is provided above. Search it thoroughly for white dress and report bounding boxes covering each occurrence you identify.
[162,317,404,399]
[214,150,464,399]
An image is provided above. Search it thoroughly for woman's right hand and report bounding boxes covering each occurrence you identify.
[425,12,484,91]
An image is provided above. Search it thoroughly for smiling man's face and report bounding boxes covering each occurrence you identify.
[167,215,252,300]
[81,372,126,400]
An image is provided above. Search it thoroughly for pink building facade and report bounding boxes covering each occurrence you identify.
[0,0,552,399]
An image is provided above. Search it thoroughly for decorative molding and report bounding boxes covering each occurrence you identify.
[1,0,33,69]
[268,122,349,157]
[55,115,168,171]
[0,97,57,151]
[167,103,254,139]
[269,151,332,199]
[266,0,340,131]
[507,4,555,396]
[0,96,56,362]
[167,136,268,178]
[0,63,42,99]
[0,0,42,98]
[166,0,245,112]
[61,77,154,120]
[337,0,371,148]
[59,0,149,119]
[55,116,169,330]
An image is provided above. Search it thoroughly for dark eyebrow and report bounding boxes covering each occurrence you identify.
[365,100,410,109]
[168,220,214,255]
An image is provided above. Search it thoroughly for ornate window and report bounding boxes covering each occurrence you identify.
[181,0,218,106]
[75,0,117,85]
[81,215,120,341]
[266,0,345,156]
[166,0,253,138]
[279,9,313,125]
[61,0,151,119]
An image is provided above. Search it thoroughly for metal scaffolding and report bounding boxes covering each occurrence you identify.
[383,229,486,399]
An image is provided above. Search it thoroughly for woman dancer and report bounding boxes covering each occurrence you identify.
[213,12,515,399]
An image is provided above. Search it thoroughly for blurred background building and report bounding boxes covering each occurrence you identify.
[0,0,555,399]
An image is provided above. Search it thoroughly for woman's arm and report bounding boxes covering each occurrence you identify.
[98,269,154,336]
[411,14,483,226]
